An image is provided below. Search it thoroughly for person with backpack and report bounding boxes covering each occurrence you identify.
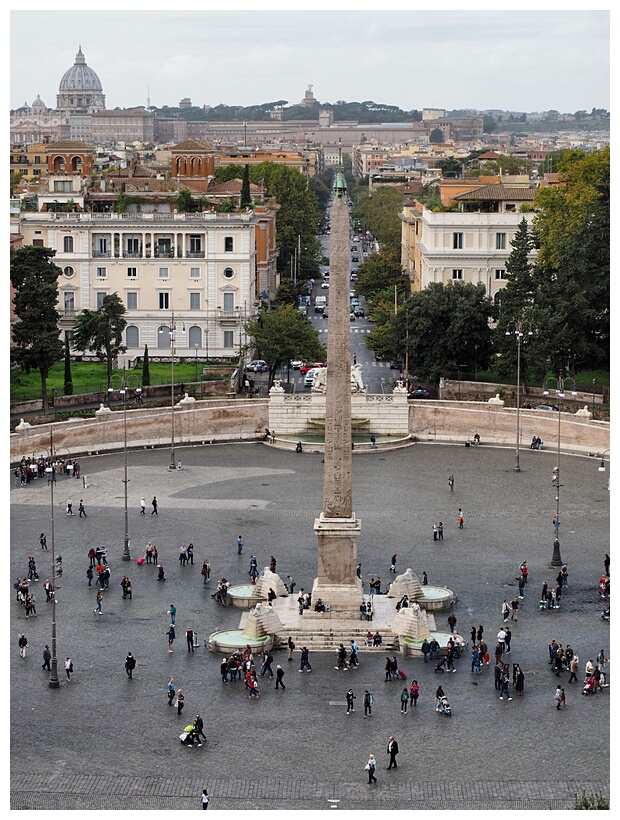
[259,650,274,677]
[400,687,409,713]
[125,652,136,678]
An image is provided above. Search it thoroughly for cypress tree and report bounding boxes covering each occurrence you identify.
[240,164,251,207]
[64,343,73,395]
[142,344,151,386]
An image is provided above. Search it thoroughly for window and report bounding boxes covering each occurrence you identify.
[126,237,140,255]
[223,292,235,313]
[158,292,170,310]
[223,267,235,279]
[188,326,202,347]
[96,292,107,309]
[126,292,138,310]
[126,267,137,278]
[126,326,139,348]
[452,269,463,280]
[495,269,507,280]
[223,330,234,349]
[63,266,75,278]
[189,235,202,253]
[63,292,75,312]
[189,292,201,310]
[189,267,201,279]
[53,180,72,193]
[452,232,463,249]
[224,236,234,252]
[96,267,107,279]
[496,232,507,250]
[63,236,74,253]
[34,156,41,165]
[505,204,516,212]
[32,239,44,247]
[158,267,169,279]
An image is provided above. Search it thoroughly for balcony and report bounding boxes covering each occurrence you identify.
[92,250,111,258]
[186,250,205,258]
[123,250,142,258]
[154,249,175,258]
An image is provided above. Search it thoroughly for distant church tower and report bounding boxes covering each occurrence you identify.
[56,46,106,113]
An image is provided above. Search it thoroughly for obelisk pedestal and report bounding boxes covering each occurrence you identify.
[312,513,363,614]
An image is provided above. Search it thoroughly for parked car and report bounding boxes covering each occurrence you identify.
[246,360,267,372]
[533,403,559,411]
[389,361,402,370]
[299,362,325,375]
[321,281,330,289]
[290,360,303,369]
[350,312,356,321]
[408,388,431,399]
[353,307,365,317]
[304,366,325,387]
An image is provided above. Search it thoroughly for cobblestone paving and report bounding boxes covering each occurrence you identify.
[11,442,610,809]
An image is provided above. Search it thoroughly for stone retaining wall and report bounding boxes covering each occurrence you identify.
[10,397,609,464]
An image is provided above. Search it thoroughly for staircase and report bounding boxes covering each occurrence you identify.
[272,625,399,653]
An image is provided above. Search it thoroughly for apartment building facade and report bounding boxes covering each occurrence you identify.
[17,209,276,363]
[401,183,537,303]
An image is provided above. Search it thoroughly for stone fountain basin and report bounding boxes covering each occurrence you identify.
[227,584,267,609]
[400,632,467,658]
[208,630,273,654]
[308,417,370,428]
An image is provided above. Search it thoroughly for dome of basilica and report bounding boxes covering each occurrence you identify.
[59,46,103,92]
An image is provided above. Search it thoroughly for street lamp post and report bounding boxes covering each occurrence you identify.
[598,448,610,491]
[194,343,199,383]
[506,321,533,472]
[543,375,577,567]
[47,427,60,688]
[158,312,185,470]
[592,378,597,420]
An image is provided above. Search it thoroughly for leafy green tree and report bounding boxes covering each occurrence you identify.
[391,283,493,383]
[429,128,444,143]
[213,164,245,184]
[245,304,326,387]
[72,293,127,389]
[240,164,252,208]
[354,252,407,302]
[352,188,405,257]
[436,158,462,177]
[10,171,24,196]
[10,246,64,412]
[532,147,610,376]
[142,344,151,386]
[64,344,73,395]
[276,278,307,307]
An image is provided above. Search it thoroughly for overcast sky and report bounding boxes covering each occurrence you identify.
[9,5,610,114]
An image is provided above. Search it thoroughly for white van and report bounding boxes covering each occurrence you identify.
[304,367,324,387]
[314,295,327,313]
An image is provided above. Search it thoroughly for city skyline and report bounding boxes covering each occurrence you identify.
[9,6,610,116]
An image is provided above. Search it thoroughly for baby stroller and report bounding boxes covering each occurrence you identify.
[439,695,452,716]
[434,658,446,673]
[179,725,199,746]
[582,677,597,696]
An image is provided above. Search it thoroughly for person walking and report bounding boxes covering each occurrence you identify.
[346,688,356,713]
[510,597,519,621]
[195,715,206,745]
[201,788,209,810]
[168,604,177,625]
[499,671,512,701]
[167,625,175,652]
[187,543,194,565]
[400,687,409,713]
[299,646,312,672]
[518,575,526,598]
[167,677,175,706]
[447,612,457,633]
[457,508,464,528]
[18,634,28,658]
[66,497,74,516]
[93,589,103,615]
[78,499,87,517]
[42,644,51,670]
[504,627,512,654]
[201,560,211,584]
[366,754,377,784]
[275,665,286,689]
[125,652,136,678]
[237,535,243,555]
[363,690,373,717]
[176,688,185,716]
[568,654,580,684]
[140,498,146,514]
[40,533,47,551]
[186,627,195,652]
[502,599,510,622]
[151,496,158,515]
[390,553,397,573]
[65,656,73,681]
[387,736,399,769]
[554,685,564,709]
[448,474,454,493]
[260,650,274,678]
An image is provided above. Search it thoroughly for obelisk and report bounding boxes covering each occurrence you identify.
[312,163,364,615]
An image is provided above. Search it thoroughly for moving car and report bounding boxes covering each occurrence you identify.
[353,306,365,317]
[407,388,431,399]
[290,360,303,369]
[389,361,402,370]
[246,360,267,372]
[321,281,330,289]
[350,312,356,321]
[299,362,325,375]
